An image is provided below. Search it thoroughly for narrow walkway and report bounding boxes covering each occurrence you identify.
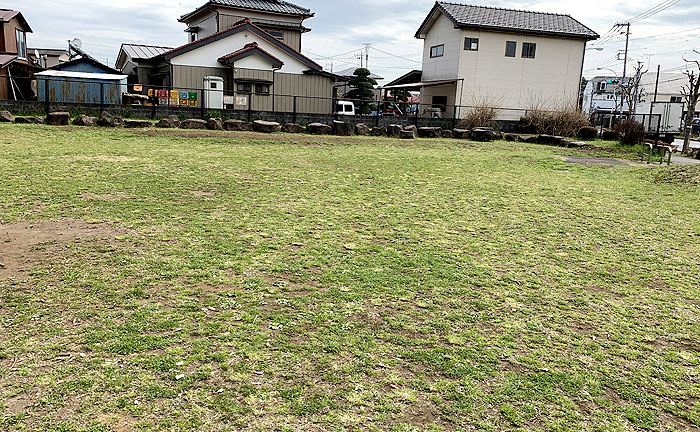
[672,154,700,165]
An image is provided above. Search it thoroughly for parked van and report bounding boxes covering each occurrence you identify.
[335,101,355,116]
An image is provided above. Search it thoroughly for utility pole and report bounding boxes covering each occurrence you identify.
[649,64,660,131]
[363,44,371,71]
[621,23,630,81]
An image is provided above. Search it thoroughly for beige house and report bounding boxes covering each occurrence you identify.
[414,2,599,119]
[116,0,342,114]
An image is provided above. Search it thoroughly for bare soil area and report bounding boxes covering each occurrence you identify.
[0,219,125,279]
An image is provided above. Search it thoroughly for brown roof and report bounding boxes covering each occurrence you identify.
[161,18,322,70]
[0,53,17,68]
[218,42,285,68]
[0,9,32,32]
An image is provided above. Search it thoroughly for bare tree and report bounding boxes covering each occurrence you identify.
[619,61,647,118]
[681,50,700,154]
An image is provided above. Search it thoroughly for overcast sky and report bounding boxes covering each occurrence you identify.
[5,0,700,83]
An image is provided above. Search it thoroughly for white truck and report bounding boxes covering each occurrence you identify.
[635,101,684,143]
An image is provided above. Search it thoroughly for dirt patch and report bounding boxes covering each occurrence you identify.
[562,156,635,166]
[652,165,700,186]
[187,189,215,198]
[0,219,126,279]
[72,156,141,163]
[79,192,129,201]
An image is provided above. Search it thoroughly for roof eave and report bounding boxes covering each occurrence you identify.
[179,2,314,22]
[162,20,323,70]
[454,24,599,40]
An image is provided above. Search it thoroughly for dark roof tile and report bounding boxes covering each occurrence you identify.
[418,2,599,40]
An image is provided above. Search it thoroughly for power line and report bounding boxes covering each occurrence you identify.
[628,0,682,24]
[369,46,421,63]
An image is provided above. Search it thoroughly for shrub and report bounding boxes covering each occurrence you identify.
[601,129,620,141]
[577,126,598,140]
[614,120,646,145]
[520,106,590,137]
[459,104,498,129]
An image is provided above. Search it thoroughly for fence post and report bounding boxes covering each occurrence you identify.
[201,86,206,119]
[292,96,297,124]
[375,98,380,127]
[150,87,156,120]
[248,92,253,122]
[452,105,457,129]
[44,78,50,115]
[100,83,105,113]
[414,103,419,127]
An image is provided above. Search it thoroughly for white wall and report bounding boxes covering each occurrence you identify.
[456,29,585,113]
[420,11,588,118]
[421,13,462,81]
[234,55,274,70]
[170,30,310,74]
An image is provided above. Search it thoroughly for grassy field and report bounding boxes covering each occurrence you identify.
[0,124,698,432]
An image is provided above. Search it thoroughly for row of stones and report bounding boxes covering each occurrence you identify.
[0,110,586,147]
[1,110,508,141]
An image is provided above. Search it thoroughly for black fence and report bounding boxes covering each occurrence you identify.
[591,112,668,140]
[0,75,531,130]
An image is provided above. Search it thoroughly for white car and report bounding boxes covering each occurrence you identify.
[334,101,355,116]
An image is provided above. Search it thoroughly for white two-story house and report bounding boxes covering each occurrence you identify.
[414,2,599,119]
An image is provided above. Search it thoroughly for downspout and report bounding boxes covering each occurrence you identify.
[579,40,587,111]
[272,67,279,113]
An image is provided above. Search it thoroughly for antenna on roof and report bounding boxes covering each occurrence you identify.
[70,38,83,50]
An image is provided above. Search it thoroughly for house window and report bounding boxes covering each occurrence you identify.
[430,44,444,58]
[16,30,27,59]
[237,83,252,93]
[432,96,447,112]
[268,31,284,41]
[255,84,270,95]
[522,42,536,59]
[670,96,682,103]
[189,32,197,43]
[464,38,479,51]
[505,41,517,57]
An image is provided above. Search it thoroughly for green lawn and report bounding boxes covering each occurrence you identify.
[0,125,698,432]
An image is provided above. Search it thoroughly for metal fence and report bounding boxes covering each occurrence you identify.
[590,112,667,143]
[0,74,531,129]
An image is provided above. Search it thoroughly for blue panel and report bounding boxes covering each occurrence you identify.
[37,76,127,105]
[56,60,115,75]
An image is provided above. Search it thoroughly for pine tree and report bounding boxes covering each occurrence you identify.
[347,68,377,115]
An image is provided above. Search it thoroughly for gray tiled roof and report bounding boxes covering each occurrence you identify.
[209,0,312,16]
[420,2,598,40]
[121,44,173,60]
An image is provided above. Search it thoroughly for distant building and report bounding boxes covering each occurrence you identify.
[397,2,599,119]
[29,48,69,69]
[583,73,699,117]
[116,1,345,113]
[582,76,630,115]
